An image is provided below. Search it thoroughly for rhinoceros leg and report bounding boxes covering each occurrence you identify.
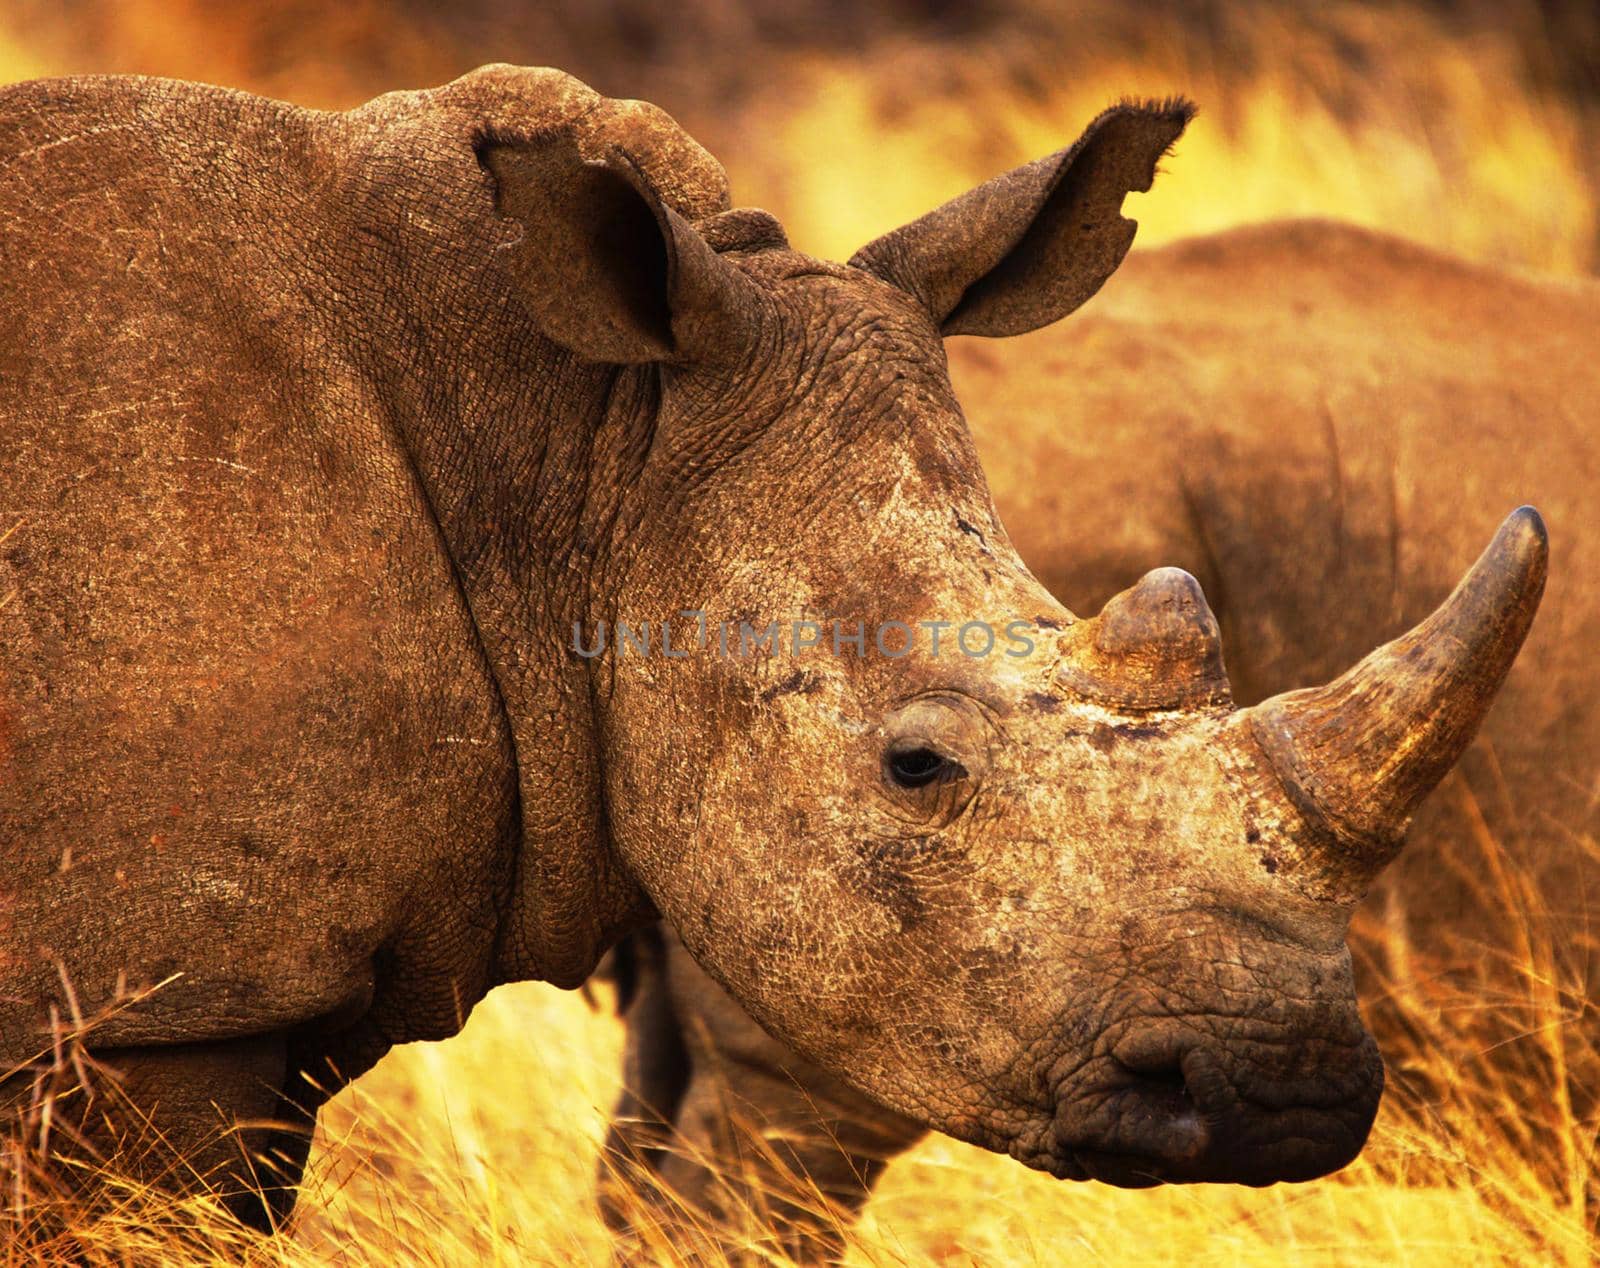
[598,926,925,1263]
[1,1030,323,1234]
[596,927,694,1190]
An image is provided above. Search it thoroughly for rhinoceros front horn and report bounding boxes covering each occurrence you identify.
[1248,507,1548,878]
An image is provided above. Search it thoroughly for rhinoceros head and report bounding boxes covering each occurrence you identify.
[479,104,1546,1185]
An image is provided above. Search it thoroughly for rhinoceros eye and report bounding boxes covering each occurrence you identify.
[886,746,960,789]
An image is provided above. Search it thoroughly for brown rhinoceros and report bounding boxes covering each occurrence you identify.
[598,220,1598,1259]
[0,66,1546,1232]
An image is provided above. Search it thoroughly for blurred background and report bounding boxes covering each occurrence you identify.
[0,0,1595,273]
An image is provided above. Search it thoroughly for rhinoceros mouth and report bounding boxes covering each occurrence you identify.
[1040,1027,1384,1187]
[1045,1103,1373,1188]
[1044,1082,1210,1186]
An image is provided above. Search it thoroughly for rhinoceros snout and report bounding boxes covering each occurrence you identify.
[1049,1012,1384,1187]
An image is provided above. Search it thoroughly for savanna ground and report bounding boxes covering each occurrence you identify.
[3,2,1598,1263]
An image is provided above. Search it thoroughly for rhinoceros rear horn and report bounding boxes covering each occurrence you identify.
[1248,508,1547,878]
[479,130,766,365]
[849,99,1194,338]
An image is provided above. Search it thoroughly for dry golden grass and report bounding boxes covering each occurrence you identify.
[5,894,1599,1268]
[8,779,1600,1266]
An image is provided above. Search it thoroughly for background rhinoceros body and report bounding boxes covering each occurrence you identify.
[601,220,1598,1256]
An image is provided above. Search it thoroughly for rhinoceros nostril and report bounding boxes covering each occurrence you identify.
[1119,1053,1186,1090]
[1111,1026,1192,1088]
[1106,1031,1211,1164]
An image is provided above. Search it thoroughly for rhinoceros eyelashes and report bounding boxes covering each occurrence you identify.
[885,745,963,790]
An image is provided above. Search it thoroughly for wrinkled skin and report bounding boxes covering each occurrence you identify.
[0,66,1545,1230]
[600,222,1597,1261]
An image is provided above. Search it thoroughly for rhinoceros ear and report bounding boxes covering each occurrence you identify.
[478,130,764,364]
[850,100,1194,337]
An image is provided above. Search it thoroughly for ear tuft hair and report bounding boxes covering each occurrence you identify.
[851,98,1196,338]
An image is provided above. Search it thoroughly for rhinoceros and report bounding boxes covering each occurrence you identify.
[598,220,1597,1259]
[0,65,1547,1231]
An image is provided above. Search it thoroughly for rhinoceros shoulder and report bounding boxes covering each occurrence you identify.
[0,72,315,176]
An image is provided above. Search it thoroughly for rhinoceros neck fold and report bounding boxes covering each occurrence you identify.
[316,101,667,987]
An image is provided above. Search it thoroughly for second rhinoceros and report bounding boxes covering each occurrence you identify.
[0,66,1544,1231]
